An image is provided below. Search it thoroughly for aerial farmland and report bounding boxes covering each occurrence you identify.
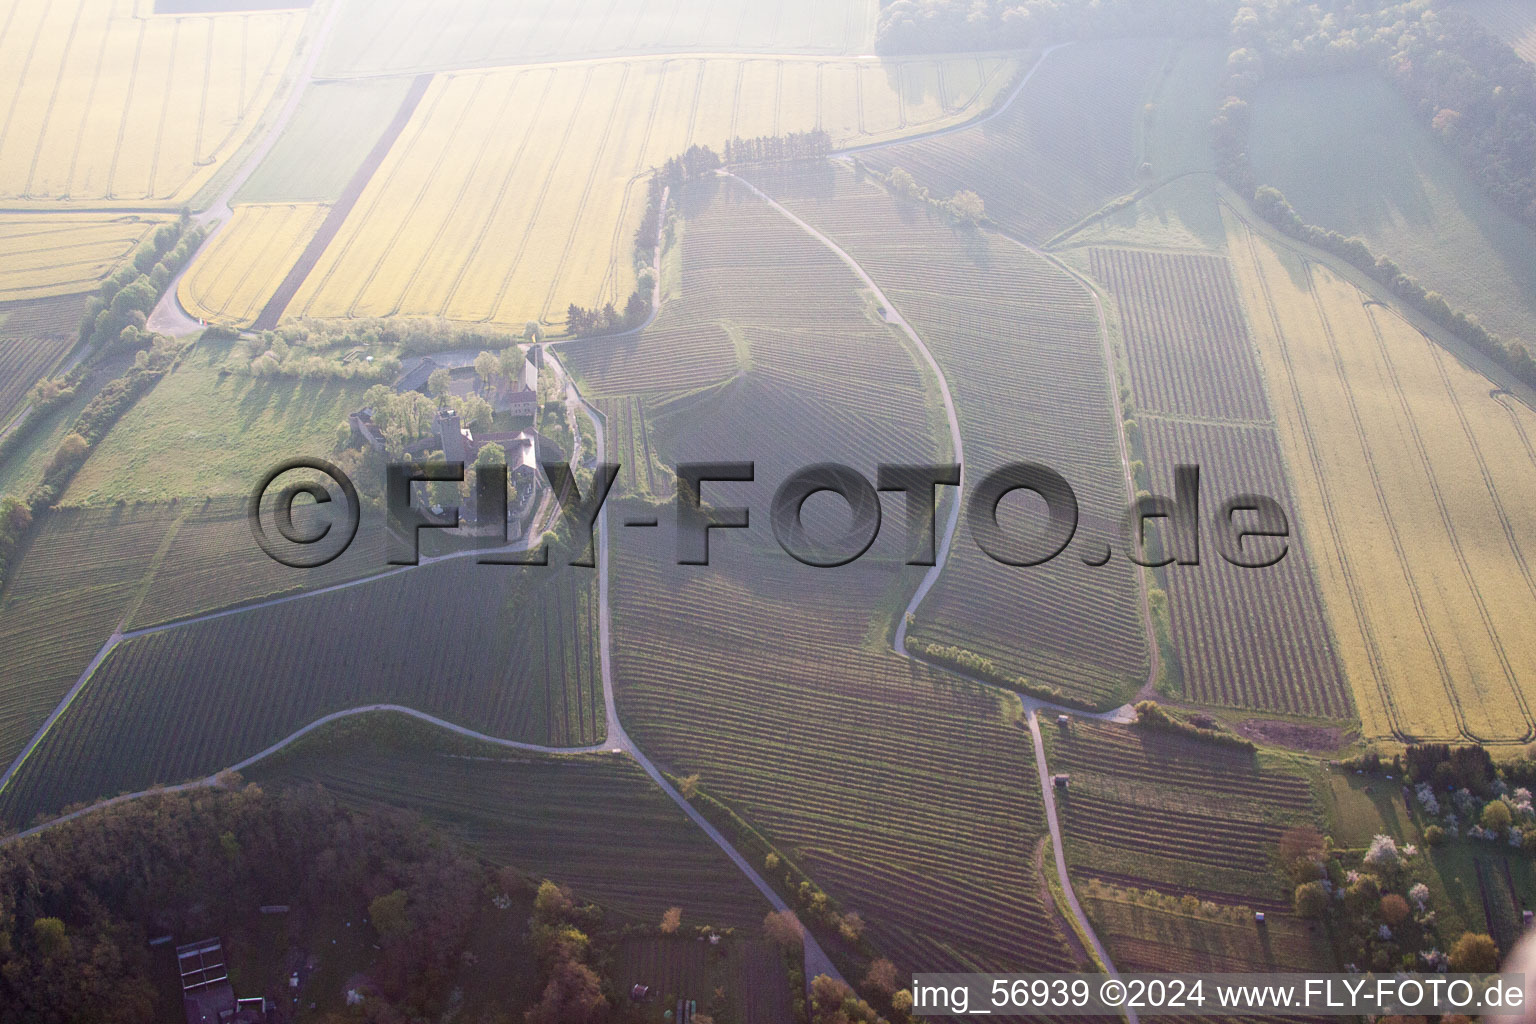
[2,0,1536,1017]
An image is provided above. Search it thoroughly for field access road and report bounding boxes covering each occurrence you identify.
[147,0,346,336]
[724,172,1139,724]
[833,43,1070,159]
[5,198,845,989]
[727,167,1132,992]
[544,343,846,986]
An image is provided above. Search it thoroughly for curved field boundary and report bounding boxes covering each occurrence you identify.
[727,170,1132,1005]
[250,72,432,330]
[0,704,612,848]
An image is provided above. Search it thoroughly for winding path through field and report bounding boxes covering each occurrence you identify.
[146,0,346,335]
[725,170,1133,1002]
[18,39,1156,997]
[5,188,846,988]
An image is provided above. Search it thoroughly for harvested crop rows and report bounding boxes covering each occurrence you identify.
[1046,720,1316,902]
[754,167,1146,708]
[0,335,72,423]
[316,0,878,76]
[0,213,168,302]
[1090,247,1269,422]
[0,504,186,773]
[614,532,1078,975]
[179,203,328,327]
[1227,208,1536,743]
[0,0,305,205]
[1142,417,1350,717]
[0,560,603,826]
[254,743,770,928]
[861,40,1164,243]
[1087,244,1348,716]
[282,54,1018,328]
[579,185,1075,973]
[1080,891,1330,974]
[125,494,389,629]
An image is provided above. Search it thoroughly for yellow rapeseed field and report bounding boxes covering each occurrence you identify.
[179,203,329,327]
[0,212,167,302]
[1226,205,1536,744]
[0,0,306,206]
[283,53,1021,327]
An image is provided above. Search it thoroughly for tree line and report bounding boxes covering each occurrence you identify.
[79,217,203,352]
[1246,185,1536,389]
[0,216,203,592]
[0,782,497,1024]
[875,0,1233,54]
[723,130,832,164]
[0,334,186,592]
[877,0,1536,238]
[1215,0,1536,229]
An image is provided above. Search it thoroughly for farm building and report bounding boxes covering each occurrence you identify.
[349,409,387,453]
[177,938,267,1024]
[396,350,538,417]
[433,409,539,486]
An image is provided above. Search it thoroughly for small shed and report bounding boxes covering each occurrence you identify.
[1254,911,1266,924]
[1052,774,1070,789]
[1056,714,1070,727]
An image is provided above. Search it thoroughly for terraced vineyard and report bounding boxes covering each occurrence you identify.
[567,175,944,488]
[316,0,878,75]
[1089,247,1269,423]
[614,530,1078,975]
[0,505,182,769]
[1227,208,1536,743]
[0,0,306,206]
[860,40,1165,243]
[179,204,329,327]
[0,214,168,302]
[280,53,1019,327]
[0,294,85,422]
[755,166,1147,708]
[596,395,674,502]
[251,736,771,928]
[0,335,71,423]
[0,559,602,827]
[1079,890,1331,973]
[1088,244,1349,717]
[1044,719,1317,903]
[126,494,389,629]
[572,183,1078,973]
[1142,418,1349,717]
